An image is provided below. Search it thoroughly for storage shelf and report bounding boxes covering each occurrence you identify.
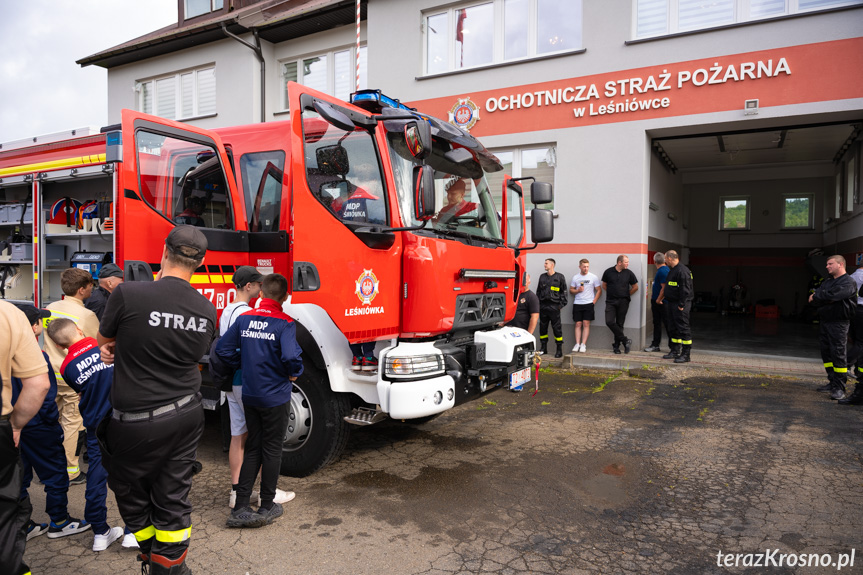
[0,221,32,227]
[0,260,32,265]
[45,231,113,239]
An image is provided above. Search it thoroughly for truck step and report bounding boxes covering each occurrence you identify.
[344,407,387,426]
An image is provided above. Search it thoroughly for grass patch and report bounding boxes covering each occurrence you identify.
[697,407,709,422]
[592,371,623,394]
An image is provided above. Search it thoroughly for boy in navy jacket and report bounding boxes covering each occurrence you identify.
[47,318,125,552]
[11,304,89,541]
[216,273,303,528]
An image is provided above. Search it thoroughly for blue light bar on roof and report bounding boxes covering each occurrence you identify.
[351,89,415,112]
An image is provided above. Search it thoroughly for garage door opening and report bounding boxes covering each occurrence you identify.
[647,120,862,359]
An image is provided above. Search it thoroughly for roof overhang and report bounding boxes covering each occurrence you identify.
[77,0,365,69]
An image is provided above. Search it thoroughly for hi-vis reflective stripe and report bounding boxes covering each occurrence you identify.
[834,367,848,373]
[667,281,678,286]
[67,466,79,474]
[134,526,156,542]
[550,286,560,291]
[189,274,229,284]
[155,526,191,543]
[680,339,692,345]
[0,153,107,178]
[539,335,549,340]
[45,309,80,328]
[672,338,681,343]
[824,362,834,369]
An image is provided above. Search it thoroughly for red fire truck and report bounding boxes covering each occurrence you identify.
[0,84,553,476]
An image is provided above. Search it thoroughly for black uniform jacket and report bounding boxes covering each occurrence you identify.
[812,274,857,323]
[664,264,694,304]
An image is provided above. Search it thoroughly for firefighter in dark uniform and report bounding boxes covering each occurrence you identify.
[84,263,124,321]
[536,258,568,358]
[97,226,216,575]
[809,254,858,401]
[662,250,694,363]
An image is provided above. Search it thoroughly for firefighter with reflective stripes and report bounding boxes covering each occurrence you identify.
[809,255,858,400]
[662,250,694,363]
[97,227,216,574]
[536,258,568,358]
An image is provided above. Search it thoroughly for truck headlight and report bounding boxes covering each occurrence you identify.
[385,354,445,377]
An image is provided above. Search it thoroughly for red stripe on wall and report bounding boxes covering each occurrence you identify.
[690,256,806,267]
[533,243,648,255]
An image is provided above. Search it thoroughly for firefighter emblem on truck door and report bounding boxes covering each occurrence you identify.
[355,269,380,305]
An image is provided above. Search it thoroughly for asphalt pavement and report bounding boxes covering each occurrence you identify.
[22,364,863,574]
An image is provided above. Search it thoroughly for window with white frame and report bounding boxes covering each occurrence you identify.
[424,0,583,75]
[137,66,216,120]
[185,0,223,19]
[782,194,813,229]
[281,46,367,110]
[719,196,750,230]
[485,146,556,211]
[635,0,863,39]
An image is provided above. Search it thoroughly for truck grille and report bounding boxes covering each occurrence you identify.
[453,293,506,329]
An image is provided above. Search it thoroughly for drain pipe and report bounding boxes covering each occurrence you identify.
[221,23,265,123]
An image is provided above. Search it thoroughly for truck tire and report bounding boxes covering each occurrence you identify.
[280,364,351,477]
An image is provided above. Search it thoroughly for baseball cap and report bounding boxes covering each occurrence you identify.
[166,225,207,259]
[14,303,51,327]
[98,263,123,279]
[232,266,264,287]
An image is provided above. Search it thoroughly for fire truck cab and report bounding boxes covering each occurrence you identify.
[0,83,554,476]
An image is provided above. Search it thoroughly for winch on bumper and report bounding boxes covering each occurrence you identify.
[376,328,535,420]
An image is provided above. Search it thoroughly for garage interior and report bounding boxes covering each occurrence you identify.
[648,120,862,359]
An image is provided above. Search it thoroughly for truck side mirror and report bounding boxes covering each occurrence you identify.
[404,121,432,161]
[413,165,435,221]
[530,209,554,243]
[530,181,553,205]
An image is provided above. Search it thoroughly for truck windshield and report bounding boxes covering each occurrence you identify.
[386,132,502,242]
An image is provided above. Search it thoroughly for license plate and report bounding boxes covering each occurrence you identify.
[509,367,531,389]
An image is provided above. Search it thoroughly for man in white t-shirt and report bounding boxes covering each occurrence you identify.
[220,267,295,508]
[569,259,602,353]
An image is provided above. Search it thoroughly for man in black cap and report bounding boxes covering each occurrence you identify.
[97,225,216,575]
[85,263,124,321]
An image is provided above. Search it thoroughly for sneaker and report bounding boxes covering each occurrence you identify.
[229,489,261,509]
[351,355,363,371]
[579,344,587,353]
[613,348,622,355]
[643,345,661,352]
[273,489,296,505]
[257,502,284,526]
[362,356,378,372]
[93,526,124,552]
[27,520,48,541]
[121,532,139,549]
[47,516,91,539]
[624,339,632,354]
[572,346,580,353]
[69,471,87,486]
[226,506,265,528]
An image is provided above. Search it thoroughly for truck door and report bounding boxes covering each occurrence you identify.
[118,110,248,312]
[287,84,402,342]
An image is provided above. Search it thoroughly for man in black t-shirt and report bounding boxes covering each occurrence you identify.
[98,226,216,575]
[601,255,639,354]
[507,273,540,334]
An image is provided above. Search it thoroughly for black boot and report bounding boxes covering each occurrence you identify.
[554,342,563,358]
[838,382,863,405]
[539,340,548,355]
[662,344,680,360]
[674,344,691,363]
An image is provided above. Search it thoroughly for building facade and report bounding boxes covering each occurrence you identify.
[81,0,863,351]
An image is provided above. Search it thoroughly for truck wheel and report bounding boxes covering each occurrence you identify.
[280,365,351,477]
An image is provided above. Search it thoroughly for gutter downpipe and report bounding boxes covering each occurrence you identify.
[221,23,265,123]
